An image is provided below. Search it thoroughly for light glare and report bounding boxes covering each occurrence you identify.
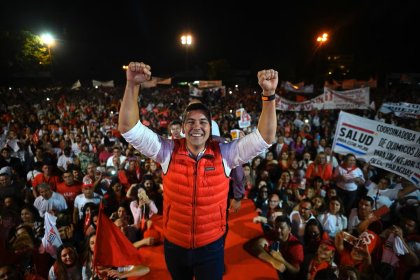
[181,34,192,45]
[41,34,55,46]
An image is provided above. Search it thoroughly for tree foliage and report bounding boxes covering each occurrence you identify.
[17,30,50,71]
[0,30,50,76]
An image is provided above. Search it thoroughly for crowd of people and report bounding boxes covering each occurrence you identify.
[0,64,419,280]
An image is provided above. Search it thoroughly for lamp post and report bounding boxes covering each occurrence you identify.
[315,32,329,85]
[40,33,55,79]
[180,34,192,71]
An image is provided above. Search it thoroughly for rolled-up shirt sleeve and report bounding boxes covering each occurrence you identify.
[221,129,271,170]
[121,121,173,171]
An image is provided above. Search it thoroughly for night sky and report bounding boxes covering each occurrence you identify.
[1,0,419,84]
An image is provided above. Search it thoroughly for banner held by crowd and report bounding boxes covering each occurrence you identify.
[332,111,420,187]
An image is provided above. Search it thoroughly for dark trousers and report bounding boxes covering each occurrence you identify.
[337,188,358,215]
[164,236,225,280]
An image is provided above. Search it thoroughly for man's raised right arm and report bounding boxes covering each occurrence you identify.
[118,62,152,133]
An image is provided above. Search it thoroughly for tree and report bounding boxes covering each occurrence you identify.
[17,30,50,71]
[0,30,50,79]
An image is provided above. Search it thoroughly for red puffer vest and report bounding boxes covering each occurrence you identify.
[163,138,230,248]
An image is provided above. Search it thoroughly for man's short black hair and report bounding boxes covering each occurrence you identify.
[182,102,212,125]
[360,195,374,207]
[274,216,291,228]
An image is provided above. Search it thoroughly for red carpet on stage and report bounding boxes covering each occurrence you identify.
[131,199,278,279]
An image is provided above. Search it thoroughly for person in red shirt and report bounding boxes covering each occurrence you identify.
[118,157,141,192]
[98,144,112,167]
[250,216,304,280]
[56,170,82,212]
[307,237,337,280]
[305,152,333,186]
[31,161,60,197]
[335,230,379,276]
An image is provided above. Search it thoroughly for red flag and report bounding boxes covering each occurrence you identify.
[93,204,143,267]
[83,211,91,234]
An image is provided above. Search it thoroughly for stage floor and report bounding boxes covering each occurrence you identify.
[134,199,278,280]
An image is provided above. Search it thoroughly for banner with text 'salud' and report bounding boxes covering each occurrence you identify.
[332,111,420,188]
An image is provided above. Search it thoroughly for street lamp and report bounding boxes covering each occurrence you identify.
[316,32,328,45]
[314,32,329,84]
[41,33,55,77]
[180,34,192,71]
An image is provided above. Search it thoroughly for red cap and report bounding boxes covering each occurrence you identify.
[320,232,336,251]
[82,183,94,189]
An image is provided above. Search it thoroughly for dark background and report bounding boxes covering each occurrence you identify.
[1,0,419,85]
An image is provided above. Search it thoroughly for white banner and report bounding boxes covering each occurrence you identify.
[332,111,420,187]
[379,102,420,119]
[276,94,324,111]
[323,87,370,110]
[42,212,63,258]
[92,80,114,87]
[275,88,369,111]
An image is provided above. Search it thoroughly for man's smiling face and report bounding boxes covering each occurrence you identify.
[183,110,211,155]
